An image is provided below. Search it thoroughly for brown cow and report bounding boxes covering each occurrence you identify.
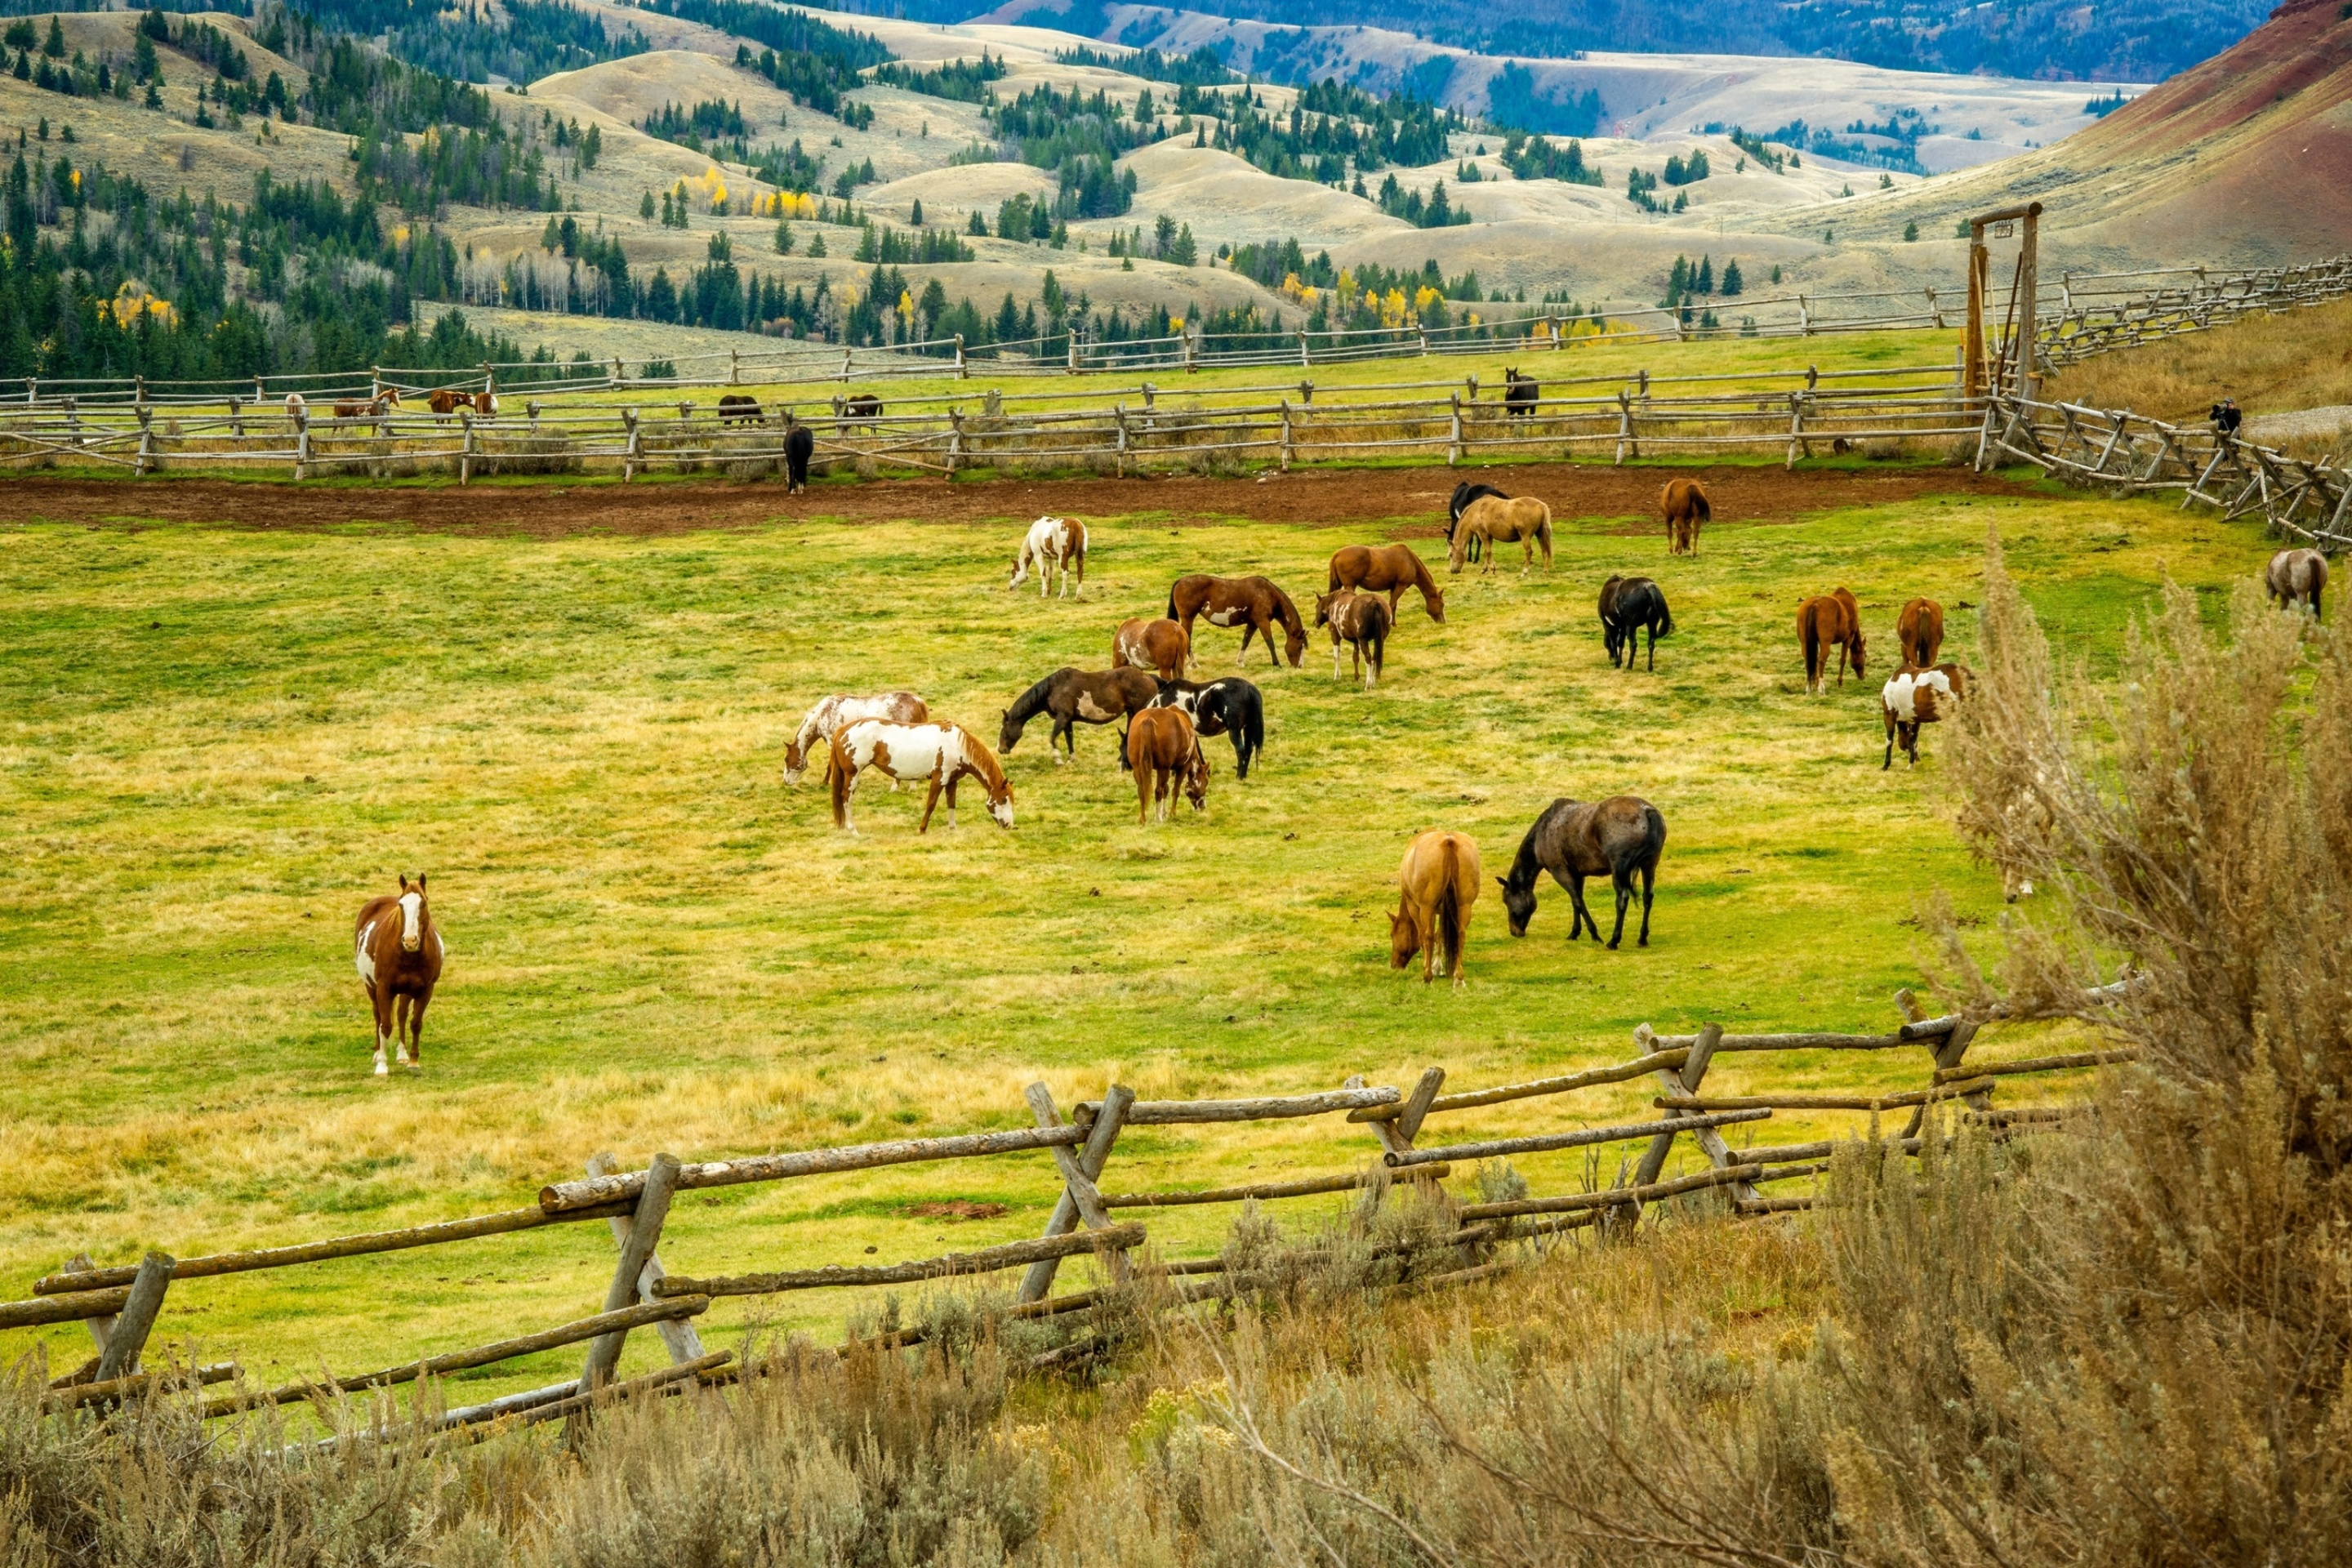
[1896,597,1944,666]
[1660,478,1710,555]
[1126,705,1209,824]
[1797,587,1866,694]
[1113,617,1191,682]
[1882,662,1971,768]
[1327,544,1445,623]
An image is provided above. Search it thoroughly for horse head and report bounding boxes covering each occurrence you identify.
[395,873,430,952]
[1388,909,1419,969]
[1497,871,1538,938]
[997,707,1025,754]
[1426,586,1446,624]
[983,771,1016,829]
[1848,623,1868,679]
[1313,590,1339,628]
[1183,745,1210,812]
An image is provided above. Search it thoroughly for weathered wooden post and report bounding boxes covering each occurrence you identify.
[585,1152,706,1365]
[93,1252,173,1381]
[1447,392,1463,466]
[1416,325,1429,356]
[1141,381,1156,410]
[228,396,243,439]
[1279,399,1294,471]
[1067,334,1080,375]
[947,409,963,476]
[63,396,78,446]
[578,1153,681,1392]
[954,332,967,378]
[457,408,474,486]
[612,355,625,387]
[1895,990,1987,1136]
[1608,1023,1757,1233]
[729,349,740,385]
[1615,389,1635,465]
[1549,315,1562,350]
[1298,328,1311,368]
[1114,403,1129,477]
[1787,392,1807,470]
[1183,325,1197,373]
[622,408,641,483]
[292,403,310,481]
[1019,1085,1133,1299]
[134,403,154,476]
[480,361,495,396]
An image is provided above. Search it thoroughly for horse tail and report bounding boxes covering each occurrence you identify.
[1654,588,1674,638]
[826,733,850,827]
[1239,687,1265,773]
[1802,607,1822,685]
[1692,488,1711,523]
[1434,838,1466,974]
[1628,804,1668,880]
[1165,583,1181,621]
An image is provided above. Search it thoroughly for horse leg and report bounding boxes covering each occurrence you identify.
[408,990,428,1067]
[394,992,413,1066]
[1054,718,1072,766]
[944,773,961,827]
[917,773,944,833]
[369,983,390,1075]
[1637,861,1655,947]
[1566,873,1597,942]
[1607,871,1633,950]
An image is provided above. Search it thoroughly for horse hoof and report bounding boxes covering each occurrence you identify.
[374,1062,389,1076]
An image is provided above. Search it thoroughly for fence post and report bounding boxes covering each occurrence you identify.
[229,396,243,439]
[1608,1024,1727,1234]
[1549,315,1562,351]
[64,396,78,446]
[954,332,966,378]
[1021,1085,1132,1295]
[1114,402,1129,477]
[1298,329,1310,368]
[370,366,382,401]
[947,410,962,476]
[252,375,264,406]
[578,1153,681,1393]
[93,1251,174,1381]
[1615,389,1634,466]
[135,403,154,476]
[621,408,642,483]
[612,356,625,388]
[1798,296,1812,336]
[1417,326,1428,356]
[1067,334,1080,375]
[1447,392,1463,466]
[1280,399,1293,471]
[1895,991,1989,1136]
[293,406,310,481]
[729,350,740,385]
[1141,381,1156,410]
[458,408,474,486]
[480,361,494,395]
[1183,327,1196,373]
[59,1252,118,1380]
[585,1152,706,1365]
[27,375,37,405]
[1787,393,1809,470]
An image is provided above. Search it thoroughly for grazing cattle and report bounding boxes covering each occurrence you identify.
[1314,589,1389,689]
[1000,666,1157,764]
[1896,597,1945,666]
[1392,830,1481,988]
[1499,795,1667,950]
[1327,544,1445,624]
[1598,576,1674,671]
[835,392,883,433]
[784,415,814,492]
[827,719,1013,834]
[718,393,763,425]
[354,874,444,1076]
[1446,481,1507,564]
[1660,479,1710,555]
[1144,676,1265,778]
[1502,369,1539,419]
[1449,494,1552,574]
[783,691,929,782]
[1009,515,1088,599]
[1113,617,1191,682]
[1797,587,1866,693]
[1882,662,1971,768]
[1165,575,1306,667]
[1126,706,1209,824]
[2268,548,2328,617]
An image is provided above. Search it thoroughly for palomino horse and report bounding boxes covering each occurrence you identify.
[1882,662,1971,768]
[1896,597,1944,666]
[1000,666,1157,764]
[355,874,444,1075]
[1660,479,1710,555]
[1165,575,1307,667]
[1315,589,1389,689]
[2268,548,2328,617]
[1009,516,1088,599]
[1449,495,1553,574]
[828,720,1013,833]
[1599,576,1674,670]
[1327,544,1446,623]
[1499,795,1667,950]
[784,692,928,782]
[1447,481,1508,564]
[1114,617,1191,682]
[1125,706,1209,824]
[1392,830,1481,987]
[1797,587,1866,693]
[1143,676,1265,778]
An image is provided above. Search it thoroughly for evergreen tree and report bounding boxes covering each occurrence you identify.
[994,291,1019,341]
[640,189,655,220]
[910,197,923,225]
[966,208,985,236]
[42,18,64,59]
[1721,258,1743,296]
[774,219,793,253]
[1695,255,1713,294]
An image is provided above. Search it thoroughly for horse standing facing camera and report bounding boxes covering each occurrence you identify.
[355,875,443,1076]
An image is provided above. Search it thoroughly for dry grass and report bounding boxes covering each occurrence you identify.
[2044,296,2352,455]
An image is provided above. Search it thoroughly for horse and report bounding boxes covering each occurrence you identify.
[719,393,762,425]
[1599,576,1673,670]
[1499,795,1667,950]
[784,416,813,492]
[354,874,444,1076]
[473,390,498,418]
[1126,706,1209,824]
[835,392,883,433]
[1000,666,1157,764]
[1143,675,1265,778]
[426,387,466,421]
[1114,617,1191,682]
[1882,662,1971,768]
[334,389,399,421]
[283,391,305,425]
[1446,481,1507,564]
[1502,369,1538,420]
[783,691,928,782]
[1392,830,1481,988]
[1660,478,1710,555]
[1314,589,1389,690]
[1449,494,1552,574]
[1896,596,1944,666]
[1327,544,1445,624]
[827,719,1013,834]
[1797,587,1866,693]
[1009,515,1088,599]
[2268,548,2328,617]
[1165,575,1306,667]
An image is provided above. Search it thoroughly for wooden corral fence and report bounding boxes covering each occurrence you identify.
[2039,255,2352,368]
[2,983,2133,1441]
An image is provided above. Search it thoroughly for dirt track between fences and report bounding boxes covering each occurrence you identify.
[0,462,2042,539]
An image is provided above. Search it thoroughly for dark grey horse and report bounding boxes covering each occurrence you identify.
[1599,575,1673,671]
[1499,795,1668,949]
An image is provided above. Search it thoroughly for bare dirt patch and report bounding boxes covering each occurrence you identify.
[904,1201,1011,1221]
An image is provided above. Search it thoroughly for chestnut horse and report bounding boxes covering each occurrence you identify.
[784,691,928,782]
[1797,588,1866,693]
[1660,479,1710,555]
[355,874,443,1075]
[1000,666,1157,764]
[1392,830,1481,987]
[1499,795,1667,949]
[1126,706,1209,824]
[1114,617,1191,682]
[1009,515,1088,599]
[2269,548,2328,617]
[1314,589,1389,689]
[828,719,1013,833]
[1896,597,1944,666]
[1449,495,1553,574]
[1165,575,1307,667]
[1328,544,1445,623]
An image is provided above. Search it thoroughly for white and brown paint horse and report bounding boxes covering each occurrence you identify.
[1448,495,1553,573]
[1392,830,1481,987]
[1009,515,1088,599]
[333,388,401,421]
[828,719,1013,833]
[1114,617,1192,682]
[1125,705,1209,824]
[1314,589,1389,689]
[1165,575,1307,667]
[1882,662,1971,768]
[2269,548,2328,618]
[784,692,928,782]
[355,875,443,1075]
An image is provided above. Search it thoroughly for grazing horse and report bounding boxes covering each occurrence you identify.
[783,691,929,782]
[1447,481,1508,564]
[1165,575,1306,667]
[1882,662,1971,768]
[1009,515,1088,599]
[1499,795,1667,950]
[1896,597,1944,666]
[283,391,305,424]
[784,416,814,492]
[1327,544,1446,624]
[2268,548,2328,617]
[1660,478,1710,555]
[1797,587,1866,693]
[1000,666,1157,764]
[1599,576,1674,670]
[1449,494,1553,574]
[1126,706,1209,824]
[1392,830,1481,987]
[828,719,1013,834]
[1314,589,1389,689]
[1144,676,1265,778]
[355,874,443,1076]
[472,390,498,418]
[1113,617,1191,682]
[718,393,762,425]
[1502,369,1539,419]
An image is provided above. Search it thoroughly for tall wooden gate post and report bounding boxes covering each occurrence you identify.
[1017,1083,1135,1302]
[579,1153,681,1391]
[584,1152,706,1365]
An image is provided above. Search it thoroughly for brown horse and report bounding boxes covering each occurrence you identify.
[1165,575,1307,667]
[425,387,466,421]
[1126,706,1209,824]
[355,874,443,1075]
[1392,830,1481,987]
[1882,662,1971,768]
[471,390,499,418]
[827,719,1013,833]
[1113,617,1191,682]
[1000,666,1158,764]
[1661,479,1710,555]
[333,389,400,421]
[1797,587,1866,693]
[1314,589,1389,689]
[1328,545,1446,624]
[1449,496,1553,574]
[1896,597,1944,666]
[1499,796,1667,949]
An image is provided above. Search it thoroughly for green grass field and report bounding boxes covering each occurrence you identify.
[0,461,2267,1413]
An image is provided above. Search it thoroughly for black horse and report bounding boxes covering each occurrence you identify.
[1448,480,1509,565]
[1503,368,1539,418]
[1599,575,1673,671]
[1134,676,1266,778]
[1000,666,1160,764]
[784,415,813,492]
[1499,795,1668,949]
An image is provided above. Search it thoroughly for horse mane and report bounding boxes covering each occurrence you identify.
[1270,584,1306,639]
[1503,808,1552,895]
[955,724,1006,791]
[1006,669,1070,723]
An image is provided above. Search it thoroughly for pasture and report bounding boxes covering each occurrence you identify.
[0,459,2271,1409]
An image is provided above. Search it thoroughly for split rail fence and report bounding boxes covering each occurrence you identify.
[3,983,2127,1441]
